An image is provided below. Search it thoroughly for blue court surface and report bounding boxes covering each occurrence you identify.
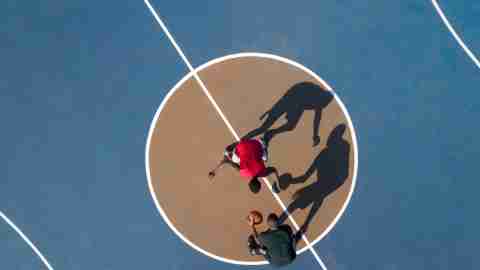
[1,1,479,269]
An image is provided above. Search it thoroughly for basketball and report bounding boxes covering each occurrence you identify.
[248,210,263,225]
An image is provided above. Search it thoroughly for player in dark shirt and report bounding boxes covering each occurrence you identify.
[247,213,298,267]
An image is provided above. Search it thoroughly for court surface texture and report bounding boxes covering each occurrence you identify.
[1,1,479,270]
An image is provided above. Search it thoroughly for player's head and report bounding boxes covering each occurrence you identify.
[249,177,261,194]
[267,213,279,228]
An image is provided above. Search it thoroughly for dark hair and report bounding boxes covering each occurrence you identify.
[225,142,237,153]
[267,213,279,227]
[249,178,261,194]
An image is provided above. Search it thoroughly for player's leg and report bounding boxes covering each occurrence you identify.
[299,200,322,236]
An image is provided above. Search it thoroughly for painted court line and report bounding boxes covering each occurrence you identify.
[431,0,480,69]
[144,0,327,268]
[0,210,54,270]
[143,0,238,139]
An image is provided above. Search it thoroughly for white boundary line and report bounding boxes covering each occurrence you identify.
[144,0,359,267]
[0,210,54,270]
[431,0,480,69]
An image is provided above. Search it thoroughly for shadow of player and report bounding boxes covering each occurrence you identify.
[277,124,350,236]
[242,81,333,147]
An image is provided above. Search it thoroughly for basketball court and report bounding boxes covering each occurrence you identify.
[1,1,479,269]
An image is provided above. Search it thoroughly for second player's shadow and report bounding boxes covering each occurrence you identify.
[277,124,350,235]
[242,81,333,147]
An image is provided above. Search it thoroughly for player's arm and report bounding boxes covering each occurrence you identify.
[208,145,240,179]
[248,216,260,239]
[225,158,240,170]
[208,157,229,179]
[208,157,240,179]
[248,217,268,255]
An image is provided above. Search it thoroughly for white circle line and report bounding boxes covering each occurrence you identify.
[431,0,480,69]
[145,52,359,265]
[0,210,54,270]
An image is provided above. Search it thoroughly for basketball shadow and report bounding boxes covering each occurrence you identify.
[278,124,350,236]
[242,81,333,147]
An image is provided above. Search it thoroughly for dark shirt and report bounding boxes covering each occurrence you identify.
[258,225,296,267]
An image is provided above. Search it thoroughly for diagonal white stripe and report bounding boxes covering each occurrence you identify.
[431,0,480,69]
[0,211,54,270]
[144,0,238,139]
[144,1,328,269]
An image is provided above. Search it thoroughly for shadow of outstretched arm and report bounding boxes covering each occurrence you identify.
[290,158,317,185]
[312,109,322,146]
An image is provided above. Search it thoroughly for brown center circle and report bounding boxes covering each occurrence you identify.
[147,54,357,264]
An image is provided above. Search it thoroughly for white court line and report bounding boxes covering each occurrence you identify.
[431,0,480,69]
[0,210,54,270]
[144,0,327,269]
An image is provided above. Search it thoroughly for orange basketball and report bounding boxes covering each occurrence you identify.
[248,210,263,225]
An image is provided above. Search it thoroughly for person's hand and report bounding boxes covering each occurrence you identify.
[313,135,320,147]
[208,171,216,180]
[247,215,255,227]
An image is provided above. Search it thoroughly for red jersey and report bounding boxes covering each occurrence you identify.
[235,139,266,179]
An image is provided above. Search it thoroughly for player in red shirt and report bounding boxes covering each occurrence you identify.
[208,138,279,194]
